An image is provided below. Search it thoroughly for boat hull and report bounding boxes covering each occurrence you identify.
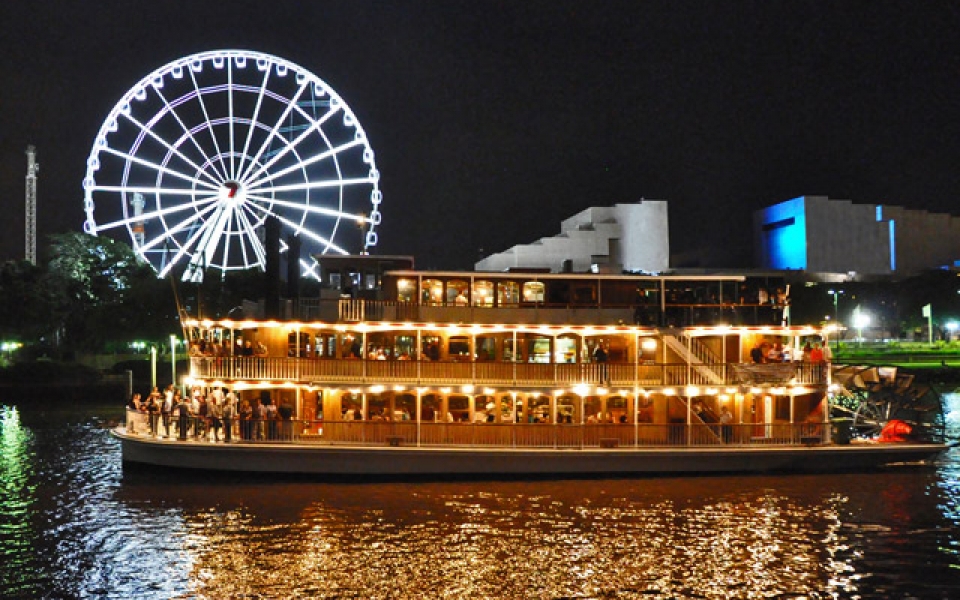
[112,429,947,478]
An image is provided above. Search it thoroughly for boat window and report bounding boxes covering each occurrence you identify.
[497,281,520,307]
[329,272,342,290]
[475,395,494,422]
[421,279,443,306]
[572,284,596,305]
[503,338,516,362]
[522,281,545,303]
[554,336,577,363]
[394,335,415,360]
[446,280,469,306]
[394,393,415,420]
[448,395,469,422]
[528,394,551,423]
[420,393,441,421]
[556,395,577,423]
[396,278,416,302]
[584,396,603,422]
[499,395,518,423]
[476,336,496,361]
[449,336,470,360]
[776,396,790,421]
[472,280,494,307]
[287,332,312,358]
[608,396,628,423]
[421,336,441,361]
[525,335,551,363]
[367,394,386,420]
[364,272,378,290]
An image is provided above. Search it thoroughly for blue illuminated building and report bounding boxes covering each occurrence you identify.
[754,196,960,277]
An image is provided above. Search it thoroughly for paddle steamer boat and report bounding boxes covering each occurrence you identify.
[114,256,947,476]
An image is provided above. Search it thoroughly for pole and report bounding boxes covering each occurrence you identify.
[150,346,157,389]
[170,335,177,389]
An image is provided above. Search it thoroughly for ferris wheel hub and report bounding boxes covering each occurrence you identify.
[220,181,244,205]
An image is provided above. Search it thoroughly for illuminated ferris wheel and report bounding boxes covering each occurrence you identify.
[82,49,382,280]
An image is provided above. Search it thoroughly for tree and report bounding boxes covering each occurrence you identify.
[46,233,178,352]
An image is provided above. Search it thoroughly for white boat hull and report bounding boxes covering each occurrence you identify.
[113,429,947,478]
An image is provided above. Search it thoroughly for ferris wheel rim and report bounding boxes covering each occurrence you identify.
[82,49,383,279]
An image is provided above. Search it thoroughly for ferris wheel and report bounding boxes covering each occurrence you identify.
[82,49,382,280]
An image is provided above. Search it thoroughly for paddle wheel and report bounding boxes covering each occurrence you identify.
[831,365,945,441]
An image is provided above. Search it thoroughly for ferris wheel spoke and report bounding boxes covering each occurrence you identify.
[241,102,340,186]
[252,177,375,195]
[246,193,368,223]
[138,201,220,255]
[191,202,235,272]
[156,210,226,279]
[151,87,230,183]
[245,201,348,255]
[187,67,232,182]
[300,257,321,281]
[234,69,272,179]
[227,61,236,179]
[121,112,223,188]
[92,193,219,233]
[99,145,220,191]
[89,184,216,197]
[235,205,268,267]
[247,138,364,190]
[237,78,311,185]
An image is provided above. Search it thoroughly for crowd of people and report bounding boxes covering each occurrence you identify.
[125,385,296,442]
[749,339,832,364]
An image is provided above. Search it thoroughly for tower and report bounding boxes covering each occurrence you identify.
[25,146,38,265]
[130,192,146,249]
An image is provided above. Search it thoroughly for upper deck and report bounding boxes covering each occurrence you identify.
[289,257,795,328]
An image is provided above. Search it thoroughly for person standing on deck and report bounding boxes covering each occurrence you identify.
[161,386,173,437]
[177,394,191,441]
[593,341,609,384]
[222,389,236,443]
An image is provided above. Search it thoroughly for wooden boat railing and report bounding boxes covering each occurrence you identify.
[124,409,827,448]
[190,357,827,387]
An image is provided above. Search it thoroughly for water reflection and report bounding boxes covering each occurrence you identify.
[0,400,959,598]
[0,406,38,592]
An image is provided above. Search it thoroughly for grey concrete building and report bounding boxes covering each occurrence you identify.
[475,201,669,273]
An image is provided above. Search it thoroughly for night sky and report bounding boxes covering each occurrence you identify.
[2,1,959,270]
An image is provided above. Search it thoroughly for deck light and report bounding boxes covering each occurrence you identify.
[573,384,591,396]
[685,386,700,397]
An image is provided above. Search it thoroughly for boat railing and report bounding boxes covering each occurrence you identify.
[124,409,828,448]
[190,357,828,387]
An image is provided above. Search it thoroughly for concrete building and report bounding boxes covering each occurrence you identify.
[475,201,669,273]
[754,196,960,277]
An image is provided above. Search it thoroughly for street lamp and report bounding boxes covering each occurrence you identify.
[852,307,871,346]
[827,289,844,349]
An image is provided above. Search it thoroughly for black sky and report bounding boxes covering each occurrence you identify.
[2,0,959,270]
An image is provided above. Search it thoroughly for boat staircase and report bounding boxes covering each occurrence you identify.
[662,334,725,385]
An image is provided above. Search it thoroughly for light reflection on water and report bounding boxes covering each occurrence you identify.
[1,400,959,599]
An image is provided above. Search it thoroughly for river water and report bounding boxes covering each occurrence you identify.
[2,396,960,599]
